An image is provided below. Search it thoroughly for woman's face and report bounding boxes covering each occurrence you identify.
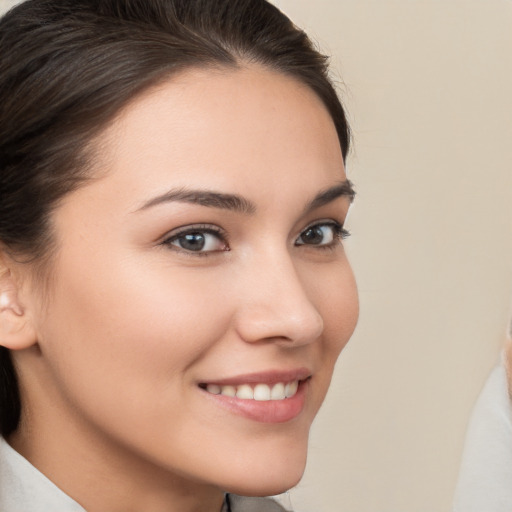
[24,66,358,496]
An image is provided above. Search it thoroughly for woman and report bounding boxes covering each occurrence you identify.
[0,1,358,510]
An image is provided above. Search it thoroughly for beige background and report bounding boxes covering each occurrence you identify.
[269,2,512,512]
[1,1,512,511]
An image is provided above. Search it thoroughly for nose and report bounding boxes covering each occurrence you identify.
[233,252,324,347]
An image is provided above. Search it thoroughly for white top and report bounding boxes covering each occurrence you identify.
[0,437,286,512]
[453,363,512,512]
[0,437,86,512]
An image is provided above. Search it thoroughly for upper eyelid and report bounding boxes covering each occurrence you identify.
[161,218,343,234]
[160,223,226,242]
[298,218,343,233]
[303,218,341,227]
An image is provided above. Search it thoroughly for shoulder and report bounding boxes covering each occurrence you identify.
[227,494,289,512]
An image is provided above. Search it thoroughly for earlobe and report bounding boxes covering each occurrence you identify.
[0,266,37,350]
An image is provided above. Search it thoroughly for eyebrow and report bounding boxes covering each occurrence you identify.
[135,179,355,215]
[136,188,256,214]
[302,180,355,214]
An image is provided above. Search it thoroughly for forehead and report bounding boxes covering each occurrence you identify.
[91,65,345,204]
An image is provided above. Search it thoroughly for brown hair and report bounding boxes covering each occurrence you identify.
[0,0,350,437]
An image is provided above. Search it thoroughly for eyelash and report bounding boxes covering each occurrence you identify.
[160,221,350,255]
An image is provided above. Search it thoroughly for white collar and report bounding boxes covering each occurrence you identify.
[0,436,86,512]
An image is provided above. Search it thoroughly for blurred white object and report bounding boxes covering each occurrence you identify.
[271,492,293,512]
[453,361,512,512]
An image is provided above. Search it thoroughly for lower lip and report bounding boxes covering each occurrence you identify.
[200,380,309,423]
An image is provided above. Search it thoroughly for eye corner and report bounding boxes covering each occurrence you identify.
[340,227,351,240]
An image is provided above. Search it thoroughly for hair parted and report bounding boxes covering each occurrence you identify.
[0,0,350,437]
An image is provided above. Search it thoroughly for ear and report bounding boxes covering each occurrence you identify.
[0,256,38,350]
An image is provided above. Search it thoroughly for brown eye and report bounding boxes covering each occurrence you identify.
[164,228,228,253]
[300,226,326,245]
[295,222,347,247]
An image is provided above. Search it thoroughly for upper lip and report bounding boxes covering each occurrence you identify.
[199,367,312,387]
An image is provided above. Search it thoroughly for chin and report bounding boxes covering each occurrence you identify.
[221,446,308,498]
[225,472,305,498]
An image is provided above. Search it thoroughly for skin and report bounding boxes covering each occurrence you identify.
[7,65,359,512]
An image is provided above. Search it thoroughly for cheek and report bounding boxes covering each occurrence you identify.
[312,261,358,386]
[328,275,358,351]
[38,252,234,419]
[288,257,358,407]
[312,258,358,342]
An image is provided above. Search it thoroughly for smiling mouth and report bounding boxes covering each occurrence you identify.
[198,373,311,423]
[200,380,302,401]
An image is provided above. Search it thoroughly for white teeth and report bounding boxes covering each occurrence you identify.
[206,384,221,395]
[236,384,254,399]
[285,380,298,398]
[270,382,286,400]
[254,384,271,401]
[220,385,236,397]
[206,380,300,400]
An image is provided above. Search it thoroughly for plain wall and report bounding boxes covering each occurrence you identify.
[269,1,512,511]
[1,1,511,511]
